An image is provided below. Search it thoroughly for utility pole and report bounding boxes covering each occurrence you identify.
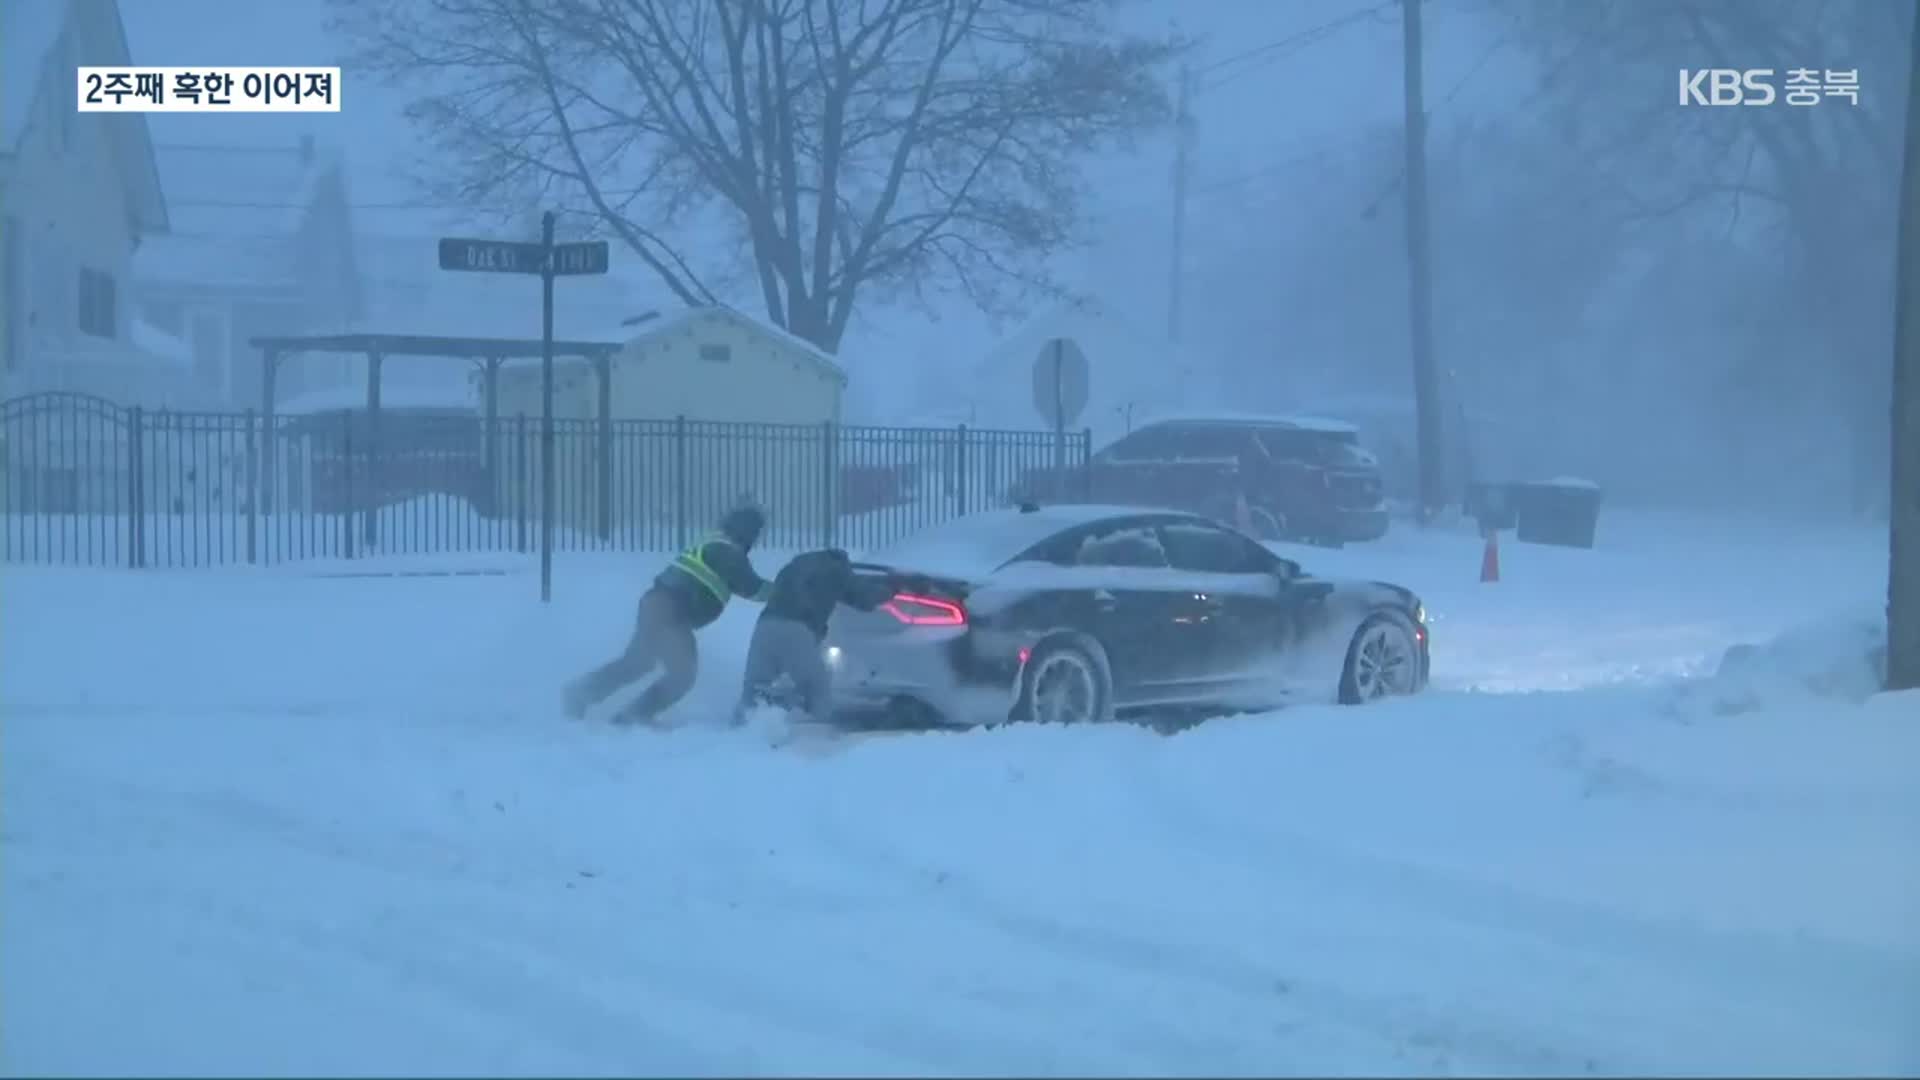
[1401,0,1444,522]
[1168,63,1193,348]
[1886,3,1920,691]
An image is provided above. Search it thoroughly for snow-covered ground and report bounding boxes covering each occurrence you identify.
[4,510,1917,1076]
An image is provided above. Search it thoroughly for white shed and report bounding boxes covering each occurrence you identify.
[493,306,850,540]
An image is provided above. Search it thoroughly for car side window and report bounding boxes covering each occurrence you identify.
[1074,523,1169,568]
[1157,522,1274,575]
[1099,427,1178,462]
[1165,426,1248,462]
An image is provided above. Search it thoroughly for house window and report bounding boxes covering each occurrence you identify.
[699,343,731,364]
[77,268,116,339]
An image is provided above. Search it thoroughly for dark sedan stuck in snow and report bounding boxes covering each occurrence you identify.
[829,503,1429,726]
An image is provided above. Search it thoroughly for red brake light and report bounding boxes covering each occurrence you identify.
[883,592,966,626]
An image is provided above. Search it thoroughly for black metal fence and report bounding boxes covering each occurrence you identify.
[0,392,1093,568]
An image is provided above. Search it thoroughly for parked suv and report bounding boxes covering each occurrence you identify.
[1021,414,1390,545]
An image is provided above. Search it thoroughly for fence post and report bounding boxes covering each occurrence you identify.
[516,413,530,554]
[596,359,613,543]
[127,406,145,569]
[341,411,356,560]
[820,419,838,548]
[955,424,969,518]
[1081,426,1094,499]
[244,409,258,565]
[673,414,689,550]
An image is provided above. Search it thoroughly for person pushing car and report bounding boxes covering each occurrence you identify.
[565,502,772,726]
[736,547,900,724]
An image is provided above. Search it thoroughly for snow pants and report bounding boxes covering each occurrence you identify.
[570,587,698,723]
[737,615,833,722]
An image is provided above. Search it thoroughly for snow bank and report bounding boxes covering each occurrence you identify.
[1670,615,1889,718]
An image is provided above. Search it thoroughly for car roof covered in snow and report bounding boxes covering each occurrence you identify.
[1136,411,1360,435]
[859,504,1205,581]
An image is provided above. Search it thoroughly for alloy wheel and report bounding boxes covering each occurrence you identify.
[1352,623,1417,700]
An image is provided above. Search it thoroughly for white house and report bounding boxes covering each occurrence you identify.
[2,0,191,405]
[133,136,358,410]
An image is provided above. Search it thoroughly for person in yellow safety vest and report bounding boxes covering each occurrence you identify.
[563,504,773,726]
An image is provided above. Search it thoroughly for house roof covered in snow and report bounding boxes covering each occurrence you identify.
[4,0,168,234]
[503,305,848,384]
[154,139,335,238]
[248,331,621,360]
[130,316,191,367]
[1,0,67,150]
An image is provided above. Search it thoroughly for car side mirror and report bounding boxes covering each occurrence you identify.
[1274,557,1302,580]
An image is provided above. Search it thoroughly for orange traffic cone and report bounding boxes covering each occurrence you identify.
[1479,528,1501,584]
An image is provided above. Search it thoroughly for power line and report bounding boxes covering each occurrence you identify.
[1094,126,1398,227]
[1358,26,1525,218]
[1194,0,1422,94]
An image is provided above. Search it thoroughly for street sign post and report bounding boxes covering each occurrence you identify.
[1032,337,1089,498]
[437,216,610,602]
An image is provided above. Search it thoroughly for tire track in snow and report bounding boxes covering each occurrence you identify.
[1129,755,1913,1070]
[15,753,949,1073]
[795,776,1261,1075]
[804,777,1604,1076]
[190,891,735,1075]
[426,890,1101,1076]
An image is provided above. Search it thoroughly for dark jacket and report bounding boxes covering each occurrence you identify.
[761,549,894,640]
[653,506,772,629]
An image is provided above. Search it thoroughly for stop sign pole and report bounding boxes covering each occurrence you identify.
[1032,337,1089,501]
[438,212,611,601]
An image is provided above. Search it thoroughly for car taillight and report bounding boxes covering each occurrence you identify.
[883,592,966,626]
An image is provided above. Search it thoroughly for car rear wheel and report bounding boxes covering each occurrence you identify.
[1012,640,1112,725]
[1338,615,1422,704]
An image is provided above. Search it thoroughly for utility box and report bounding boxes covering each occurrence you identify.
[1514,478,1602,549]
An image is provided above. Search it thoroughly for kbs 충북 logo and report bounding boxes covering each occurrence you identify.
[76,67,342,113]
[1678,68,1859,106]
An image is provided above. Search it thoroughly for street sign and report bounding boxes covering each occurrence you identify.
[1032,336,1089,430]
[548,240,610,276]
[437,237,610,276]
[438,237,544,274]
[436,216,612,603]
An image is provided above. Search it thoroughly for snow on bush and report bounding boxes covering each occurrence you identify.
[1669,615,1888,718]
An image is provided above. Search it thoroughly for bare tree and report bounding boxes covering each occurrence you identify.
[331,0,1178,351]
[1485,0,1910,514]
